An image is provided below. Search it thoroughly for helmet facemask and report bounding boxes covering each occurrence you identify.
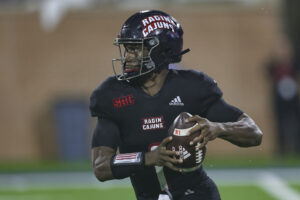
[112,37,159,81]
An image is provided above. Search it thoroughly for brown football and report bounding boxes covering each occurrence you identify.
[166,112,206,172]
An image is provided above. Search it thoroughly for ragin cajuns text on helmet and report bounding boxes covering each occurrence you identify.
[112,10,190,81]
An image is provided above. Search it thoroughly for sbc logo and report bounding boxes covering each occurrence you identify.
[112,95,135,108]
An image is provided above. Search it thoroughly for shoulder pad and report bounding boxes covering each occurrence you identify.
[172,69,213,82]
[89,76,120,118]
[174,69,222,97]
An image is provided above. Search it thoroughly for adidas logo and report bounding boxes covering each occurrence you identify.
[182,148,191,160]
[184,189,195,196]
[179,145,191,160]
[169,96,184,106]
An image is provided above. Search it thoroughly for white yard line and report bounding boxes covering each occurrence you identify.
[258,171,300,200]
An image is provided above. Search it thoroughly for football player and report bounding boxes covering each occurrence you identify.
[90,10,263,200]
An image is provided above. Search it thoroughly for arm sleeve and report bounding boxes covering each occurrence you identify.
[205,98,243,122]
[91,117,121,150]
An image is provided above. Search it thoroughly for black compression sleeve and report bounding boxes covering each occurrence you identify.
[205,98,243,122]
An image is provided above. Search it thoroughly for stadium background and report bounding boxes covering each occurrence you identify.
[0,0,299,200]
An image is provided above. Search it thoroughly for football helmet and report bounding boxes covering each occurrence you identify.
[112,10,190,81]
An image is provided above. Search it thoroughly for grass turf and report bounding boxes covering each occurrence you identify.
[0,186,277,200]
[0,155,300,173]
[218,185,275,200]
[0,188,135,200]
[290,184,300,193]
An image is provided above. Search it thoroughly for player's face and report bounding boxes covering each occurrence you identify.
[124,44,149,73]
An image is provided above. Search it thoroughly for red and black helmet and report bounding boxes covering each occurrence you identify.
[112,10,189,81]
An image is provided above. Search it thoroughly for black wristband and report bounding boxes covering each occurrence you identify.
[110,152,145,179]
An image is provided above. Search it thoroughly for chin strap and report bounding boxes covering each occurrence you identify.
[156,48,191,70]
[169,48,190,62]
[179,48,190,56]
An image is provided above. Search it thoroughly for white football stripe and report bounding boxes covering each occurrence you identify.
[173,123,198,136]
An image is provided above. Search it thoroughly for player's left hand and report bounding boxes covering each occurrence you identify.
[186,115,222,149]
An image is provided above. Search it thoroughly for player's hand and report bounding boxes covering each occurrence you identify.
[145,136,183,172]
[187,115,222,149]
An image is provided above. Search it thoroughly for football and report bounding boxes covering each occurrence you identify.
[166,112,206,172]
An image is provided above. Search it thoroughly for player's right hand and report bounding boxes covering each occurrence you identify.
[145,136,183,172]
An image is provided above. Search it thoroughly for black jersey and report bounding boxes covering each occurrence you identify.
[90,69,242,199]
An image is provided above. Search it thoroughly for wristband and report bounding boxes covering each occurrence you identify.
[110,152,145,179]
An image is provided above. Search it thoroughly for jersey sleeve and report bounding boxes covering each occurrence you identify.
[89,89,112,119]
[89,78,121,149]
[91,117,121,149]
[89,77,117,119]
[189,70,242,121]
[205,98,243,122]
[197,72,223,115]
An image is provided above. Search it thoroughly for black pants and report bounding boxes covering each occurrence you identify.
[172,176,221,200]
[135,177,221,200]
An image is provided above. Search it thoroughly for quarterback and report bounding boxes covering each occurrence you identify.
[90,10,263,200]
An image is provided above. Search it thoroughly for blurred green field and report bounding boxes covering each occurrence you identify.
[1,184,300,200]
[0,188,135,200]
[0,155,300,173]
[291,184,300,192]
[0,156,299,200]
[0,186,274,200]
